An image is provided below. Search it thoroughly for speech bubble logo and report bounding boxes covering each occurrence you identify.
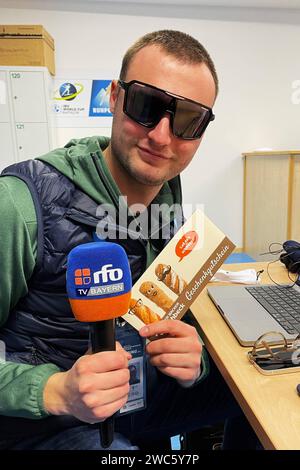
[175,231,198,262]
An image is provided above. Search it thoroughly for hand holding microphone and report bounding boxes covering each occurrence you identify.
[44,242,132,449]
[43,342,132,424]
[66,241,132,448]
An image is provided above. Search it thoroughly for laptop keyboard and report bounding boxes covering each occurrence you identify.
[246,285,300,335]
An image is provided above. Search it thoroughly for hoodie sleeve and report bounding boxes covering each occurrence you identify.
[0,177,60,418]
[0,177,36,325]
[0,361,61,418]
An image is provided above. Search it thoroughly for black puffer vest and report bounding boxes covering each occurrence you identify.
[0,156,183,371]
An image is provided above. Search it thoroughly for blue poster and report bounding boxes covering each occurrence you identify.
[89,80,113,117]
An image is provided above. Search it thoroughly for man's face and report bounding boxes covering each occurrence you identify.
[109,45,216,187]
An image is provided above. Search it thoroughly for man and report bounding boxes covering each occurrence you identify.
[0,30,258,450]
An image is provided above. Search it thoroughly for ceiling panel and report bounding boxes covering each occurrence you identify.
[86,0,300,6]
[2,0,300,9]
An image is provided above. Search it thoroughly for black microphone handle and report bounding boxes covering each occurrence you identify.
[91,319,115,353]
[91,319,116,449]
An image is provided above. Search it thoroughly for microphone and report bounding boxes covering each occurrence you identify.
[66,241,132,448]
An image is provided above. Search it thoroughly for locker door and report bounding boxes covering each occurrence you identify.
[0,71,10,123]
[10,71,47,123]
[15,123,50,160]
[0,122,16,170]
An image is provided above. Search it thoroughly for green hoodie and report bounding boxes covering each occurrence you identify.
[0,136,208,420]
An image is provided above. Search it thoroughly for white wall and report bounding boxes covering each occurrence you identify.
[1,5,300,247]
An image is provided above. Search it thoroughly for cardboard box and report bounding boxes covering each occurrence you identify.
[0,25,55,75]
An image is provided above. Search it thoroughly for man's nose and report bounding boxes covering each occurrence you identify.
[147,114,172,146]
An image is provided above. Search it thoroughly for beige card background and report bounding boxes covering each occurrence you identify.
[122,209,235,330]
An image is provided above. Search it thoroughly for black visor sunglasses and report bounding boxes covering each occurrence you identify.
[118,80,215,140]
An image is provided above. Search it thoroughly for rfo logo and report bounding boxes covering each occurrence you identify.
[74,264,123,286]
[75,268,91,286]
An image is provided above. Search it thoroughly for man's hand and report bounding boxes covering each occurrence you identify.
[43,343,131,423]
[139,320,202,386]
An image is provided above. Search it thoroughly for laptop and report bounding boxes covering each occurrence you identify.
[207,283,300,346]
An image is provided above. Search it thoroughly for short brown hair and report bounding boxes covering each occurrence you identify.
[119,29,218,96]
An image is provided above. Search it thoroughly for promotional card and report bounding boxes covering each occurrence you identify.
[122,209,236,330]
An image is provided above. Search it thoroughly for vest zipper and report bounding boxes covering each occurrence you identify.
[30,345,39,365]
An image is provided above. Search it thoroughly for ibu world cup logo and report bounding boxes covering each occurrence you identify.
[54,82,84,101]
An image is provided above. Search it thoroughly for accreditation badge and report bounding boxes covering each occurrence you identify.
[115,319,146,415]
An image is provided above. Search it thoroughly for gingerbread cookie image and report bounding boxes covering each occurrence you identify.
[129,298,160,324]
[139,281,173,313]
[155,264,187,295]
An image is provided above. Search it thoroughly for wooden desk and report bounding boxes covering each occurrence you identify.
[190,261,300,450]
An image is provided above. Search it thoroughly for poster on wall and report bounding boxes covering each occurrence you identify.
[52,77,113,127]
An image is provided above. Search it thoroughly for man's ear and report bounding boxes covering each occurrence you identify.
[109,79,120,114]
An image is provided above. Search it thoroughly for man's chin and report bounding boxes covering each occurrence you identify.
[116,152,172,186]
[130,168,170,186]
